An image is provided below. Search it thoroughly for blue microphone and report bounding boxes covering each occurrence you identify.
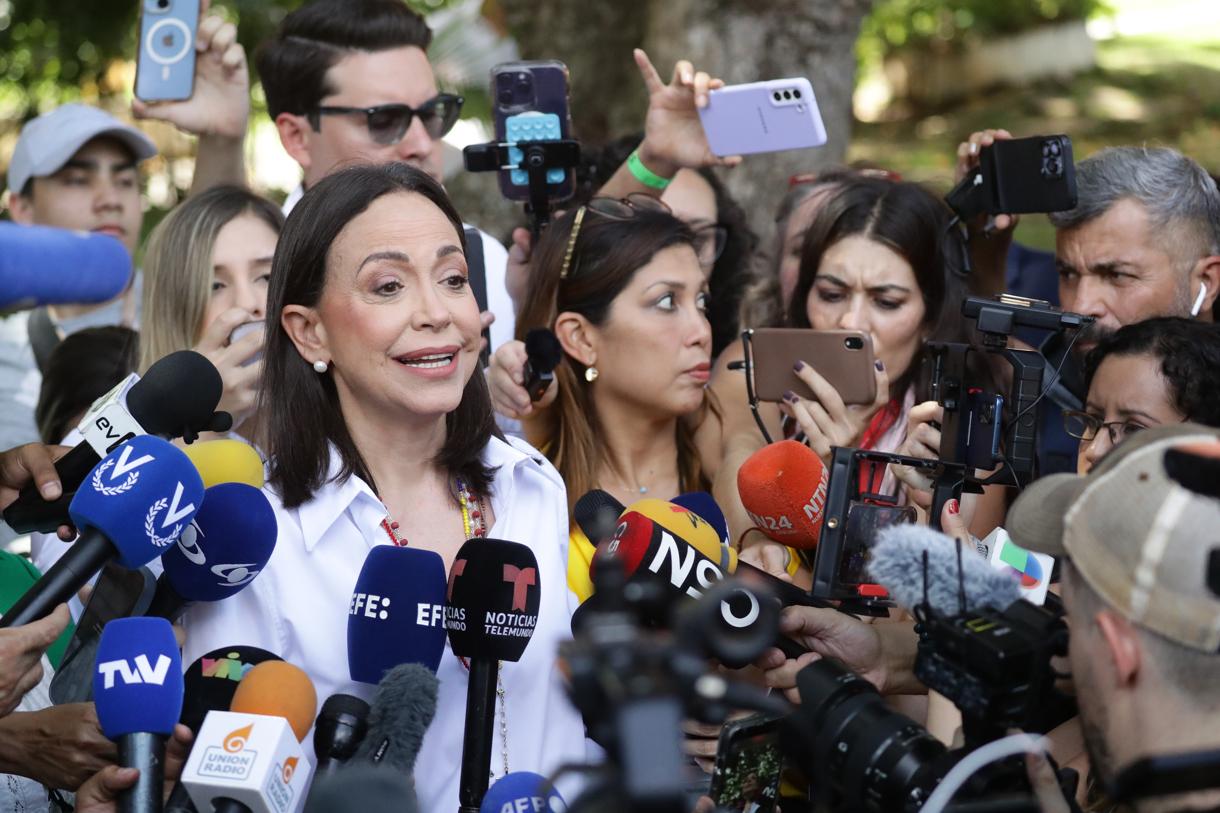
[95,617,184,813]
[1,435,204,628]
[672,491,730,547]
[150,482,278,622]
[0,221,132,310]
[480,773,566,813]
[348,546,448,683]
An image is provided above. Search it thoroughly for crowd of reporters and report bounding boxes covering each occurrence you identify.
[2,0,1220,811]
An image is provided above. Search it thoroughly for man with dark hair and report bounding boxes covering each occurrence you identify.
[256,0,513,351]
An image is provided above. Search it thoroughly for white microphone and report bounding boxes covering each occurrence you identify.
[180,710,313,813]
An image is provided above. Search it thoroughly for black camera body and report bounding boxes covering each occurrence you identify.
[945,134,1077,222]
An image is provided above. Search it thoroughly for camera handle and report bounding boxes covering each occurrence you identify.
[463,139,582,240]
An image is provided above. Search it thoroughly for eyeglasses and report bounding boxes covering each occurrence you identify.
[309,94,464,146]
[692,224,728,267]
[1063,410,1148,445]
[560,194,673,279]
[787,168,902,189]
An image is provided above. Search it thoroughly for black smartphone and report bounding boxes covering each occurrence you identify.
[709,715,783,813]
[491,61,575,203]
[980,134,1076,215]
[958,390,1004,471]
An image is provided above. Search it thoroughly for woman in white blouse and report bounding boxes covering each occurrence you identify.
[180,163,587,813]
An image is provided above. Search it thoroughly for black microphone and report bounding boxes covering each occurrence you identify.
[522,329,563,402]
[4,350,230,535]
[446,539,541,813]
[314,694,371,775]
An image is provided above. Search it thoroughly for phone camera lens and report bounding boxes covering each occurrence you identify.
[782,90,792,100]
[157,0,169,6]
[772,91,782,101]
[793,89,801,99]
[1048,140,1061,156]
[845,337,864,351]
[498,89,513,105]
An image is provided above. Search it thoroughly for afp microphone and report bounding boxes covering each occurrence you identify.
[148,483,278,623]
[480,773,565,813]
[0,220,131,311]
[737,440,828,550]
[94,617,184,813]
[2,435,203,627]
[4,350,229,534]
[348,545,448,682]
[447,539,541,813]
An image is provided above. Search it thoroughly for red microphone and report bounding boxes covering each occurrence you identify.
[737,440,828,549]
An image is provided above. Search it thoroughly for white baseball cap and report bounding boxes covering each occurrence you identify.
[6,103,158,193]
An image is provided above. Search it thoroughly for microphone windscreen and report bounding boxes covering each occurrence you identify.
[69,435,205,569]
[182,439,265,489]
[94,617,184,738]
[181,646,282,733]
[445,538,540,662]
[670,491,730,548]
[737,440,828,549]
[303,766,418,813]
[230,661,317,741]
[161,483,277,602]
[870,524,1022,616]
[624,498,737,574]
[480,772,566,813]
[524,328,563,374]
[348,546,448,682]
[0,221,132,309]
[126,351,223,438]
[573,489,625,546]
[350,663,438,775]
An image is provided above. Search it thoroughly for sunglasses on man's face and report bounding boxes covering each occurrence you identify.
[309,94,464,146]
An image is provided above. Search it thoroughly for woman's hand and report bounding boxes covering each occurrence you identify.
[739,542,793,584]
[192,308,263,430]
[486,340,558,420]
[891,401,943,500]
[779,360,889,463]
[955,129,1018,296]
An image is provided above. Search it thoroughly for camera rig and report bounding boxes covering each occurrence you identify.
[464,139,581,239]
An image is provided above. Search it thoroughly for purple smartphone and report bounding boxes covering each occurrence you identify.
[698,78,827,157]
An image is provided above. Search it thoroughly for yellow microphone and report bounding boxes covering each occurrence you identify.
[621,498,738,574]
[183,439,264,490]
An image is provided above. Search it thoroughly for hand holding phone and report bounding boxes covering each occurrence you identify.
[749,329,877,405]
[135,0,201,102]
[698,79,827,157]
[229,321,264,367]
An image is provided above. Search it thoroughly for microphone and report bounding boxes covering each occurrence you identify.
[737,440,828,549]
[94,617,184,813]
[182,440,265,490]
[480,772,565,813]
[446,539,541,813]
[4,350,229,534]
[868,523,1022,616]
[148,483,278,623]
[522,328,563,402]
[348,546,448,683]
[1,435,204,627]
[303,767,419,813]
[0,220,131,311]
[313,694,370,775]
[671,491,730,547]
[229,661,318,742]
[573,489,625,547]
[349,663,438,773]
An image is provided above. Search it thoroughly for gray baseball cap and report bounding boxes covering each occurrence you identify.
[6,103,158,193]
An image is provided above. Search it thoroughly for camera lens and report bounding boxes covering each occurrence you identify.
[1048,140,1061,157]
[793,89,801,99]
[783,90,792,100]
[157,0,169,7]
[498,89,513,105]
[773,91,782,101]
[845,336,864,351]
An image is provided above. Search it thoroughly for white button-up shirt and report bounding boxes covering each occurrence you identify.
[180,435,587,813]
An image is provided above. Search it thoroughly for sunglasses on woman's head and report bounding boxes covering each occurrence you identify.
[309,93,464,146]
[560,195,673,280]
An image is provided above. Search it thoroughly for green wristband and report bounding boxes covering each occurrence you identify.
[627,149,673,190]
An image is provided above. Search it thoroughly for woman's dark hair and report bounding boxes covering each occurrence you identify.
[788,178,995,402]
[1083,317,1220,426]
[516,206,713,516]
[262,162,500,509]
[36,327,138,444]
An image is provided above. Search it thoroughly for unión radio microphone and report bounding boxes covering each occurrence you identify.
[737,440,828,550]
[182,440,265,490]
[868,523,1022,616]
[313,694,370,775]
[479,772,565,813]
[348,545,448,683]
[230,661,318,743]
[148,483,278,623]
[447,538,541,813]
[0,220,132,311]
[349,663,437,773]
[1,435,204,628]
[94,616,184,813]
[4,350,229,534]
[522,328,563,402]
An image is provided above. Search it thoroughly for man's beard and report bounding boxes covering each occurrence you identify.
[1069,320,1117,366]
[1079,695,1116,786]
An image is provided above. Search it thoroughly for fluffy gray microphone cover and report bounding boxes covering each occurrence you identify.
[350,663,439,776]
[869,524,1022,616]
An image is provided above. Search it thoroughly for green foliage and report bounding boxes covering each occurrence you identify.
[717,743,781,807]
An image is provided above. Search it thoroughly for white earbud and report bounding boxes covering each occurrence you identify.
[1192,283,1209,317]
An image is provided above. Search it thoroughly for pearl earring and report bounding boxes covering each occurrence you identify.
[585,366,598,382]
[313,360,329,373]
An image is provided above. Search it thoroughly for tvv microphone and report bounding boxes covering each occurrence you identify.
[2,435,204,627]
[94,617,184,813]
[737,440,828,550]
[348,545,448,683]
[149,483,278,623]
[480,773,565,813]
[0,220,132,311]
[313,694,370,775]
[522,328,562,402]
[447,539,541,813]
[4,350,229,534]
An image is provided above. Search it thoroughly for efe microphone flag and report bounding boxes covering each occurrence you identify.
[348,545,448,682]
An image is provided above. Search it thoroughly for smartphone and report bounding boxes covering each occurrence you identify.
[135,0,199,102]
[698,79,827,157]
[958,390,1004,470]
[750,329,877,405]
[837,502,918,589]
[491,61,575,203]
[229,321,264,367]
[709,714,783,813]
[981,134,1076,215]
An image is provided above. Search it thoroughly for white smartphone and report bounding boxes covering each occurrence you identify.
[698,78,827,157]
[229,321,264,367]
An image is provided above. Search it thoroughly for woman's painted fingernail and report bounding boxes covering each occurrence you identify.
[875,360,885,371]
[948,499,960,515]
[793,361,805,372]
[782,391,797,403]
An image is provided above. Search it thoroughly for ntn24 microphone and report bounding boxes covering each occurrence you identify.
[182,710,312,813]
[737,440,828,549]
